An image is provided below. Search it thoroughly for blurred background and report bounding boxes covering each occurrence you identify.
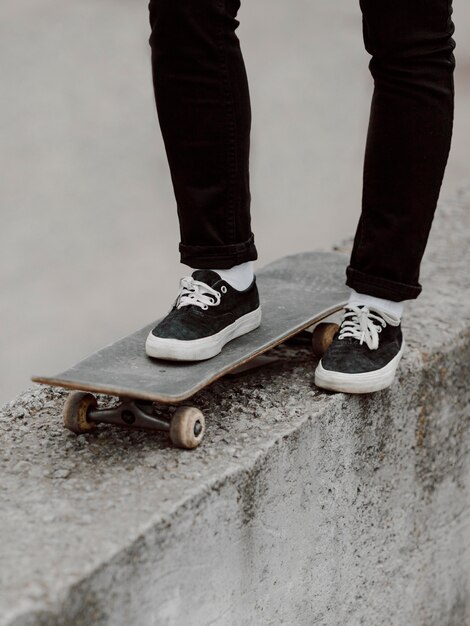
[1,0,469,406]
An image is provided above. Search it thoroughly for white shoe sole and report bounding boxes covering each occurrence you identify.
[145,307,262,361]
[314,340,405,394]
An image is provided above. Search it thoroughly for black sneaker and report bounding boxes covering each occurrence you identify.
[314,305,404,394]
[145,270,262,361]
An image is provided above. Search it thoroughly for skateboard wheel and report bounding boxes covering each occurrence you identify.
[169,406,205,449]
[63,391,97,434]
[311,322,339,358]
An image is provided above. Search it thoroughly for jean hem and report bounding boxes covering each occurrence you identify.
[179,234,258,269]
[346,266,422,301]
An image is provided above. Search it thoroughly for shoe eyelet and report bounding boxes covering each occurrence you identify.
[221,285,227,294]
[202,305,208,310]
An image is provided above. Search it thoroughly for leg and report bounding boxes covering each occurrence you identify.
[315,0,456,394]
[146,0,260,361]
[148,0,257,269]
[347,0,456,301]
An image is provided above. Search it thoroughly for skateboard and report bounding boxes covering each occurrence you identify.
[32,251,349,449]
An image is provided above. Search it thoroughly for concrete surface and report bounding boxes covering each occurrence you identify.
[1,186,469,625]
[2,0,470,406]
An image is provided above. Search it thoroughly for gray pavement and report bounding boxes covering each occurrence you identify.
[1,0,470,405]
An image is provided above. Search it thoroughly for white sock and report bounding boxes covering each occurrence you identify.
[206,261,254,291]
[348,289,404,321]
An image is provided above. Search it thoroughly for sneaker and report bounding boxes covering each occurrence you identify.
[145,270,261,361]
[314,305,405,394]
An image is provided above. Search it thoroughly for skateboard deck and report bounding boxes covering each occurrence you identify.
[32,251,349,447]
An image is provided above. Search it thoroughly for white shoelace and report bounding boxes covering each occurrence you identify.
[175,277,221,311]
[338,305,400,351]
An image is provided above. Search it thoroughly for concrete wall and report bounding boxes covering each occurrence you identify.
[1,188,470,625]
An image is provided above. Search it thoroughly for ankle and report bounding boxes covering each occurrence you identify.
[193,261,254,291]
[347,289,404,321]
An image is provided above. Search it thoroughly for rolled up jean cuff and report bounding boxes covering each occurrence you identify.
[346,266,422,302]
[179,233,258,269]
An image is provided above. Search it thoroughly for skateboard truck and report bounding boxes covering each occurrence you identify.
[88,399,171,431]
[63,392,205,449]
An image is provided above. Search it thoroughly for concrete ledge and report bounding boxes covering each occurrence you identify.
[1,188,470,626]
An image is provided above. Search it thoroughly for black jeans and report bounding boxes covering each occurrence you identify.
[148,0,455,301]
